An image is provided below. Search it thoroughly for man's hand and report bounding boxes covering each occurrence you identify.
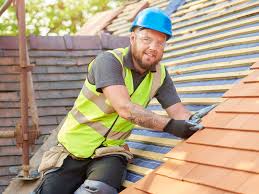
[189,104,217,123]
[163,119,203,139]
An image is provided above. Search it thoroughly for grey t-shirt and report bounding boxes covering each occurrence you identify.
[87,48,181,109]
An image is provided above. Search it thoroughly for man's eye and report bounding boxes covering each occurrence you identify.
[143,38,151,43]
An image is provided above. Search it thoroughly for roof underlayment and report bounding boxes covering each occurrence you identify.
[1,0,259,193]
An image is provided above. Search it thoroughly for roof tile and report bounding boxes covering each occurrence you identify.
[135,172,226,194]
[237,175,259,194]
[216,170,250,192]
[202,111,237,129]
[184,164,229,190]
[166,143,259,173]
[187,129,242,148]
[240,114,259,131]
[250,62,259,69]
[216,98,259,113]
[188,129,259,151]
[243,71,259,83]
[225,114,253,129]
[155,159,197,180]
[223,82,259,97]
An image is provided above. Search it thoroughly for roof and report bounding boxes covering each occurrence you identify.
[121,62,259,194]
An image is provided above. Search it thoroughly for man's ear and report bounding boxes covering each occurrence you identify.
[130,32,135,45]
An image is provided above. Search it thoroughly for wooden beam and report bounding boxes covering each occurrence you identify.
[130,148,165,162]
[164,36,259,59]
[128,134,181,147]
[164,47,259,66]
[150,98,224,105]
[166,26,259,52]
[169,58,258,74]
[179,0,210,10]
[149,0,168,8]
[176,85,233,93]
[171,70,251,82]
[122,180,134,188]
[168,16,259,45]
[181,98,224,105]
[171,0,228,18]
[173,0,252,25]
[109,23,131,33]
[173,7,259,36]
[127,164,153,176]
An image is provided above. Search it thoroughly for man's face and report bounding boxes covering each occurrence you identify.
[130,28,167,73]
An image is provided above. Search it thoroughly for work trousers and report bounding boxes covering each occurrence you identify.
[35,155,128,194]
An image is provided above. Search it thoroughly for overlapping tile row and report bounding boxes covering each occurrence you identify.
[0,34,129,193]
[121,62,259,193]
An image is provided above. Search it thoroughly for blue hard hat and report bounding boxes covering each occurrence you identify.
[130,7,172,40]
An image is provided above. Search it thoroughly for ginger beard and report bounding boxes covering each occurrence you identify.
[131,44,163,72]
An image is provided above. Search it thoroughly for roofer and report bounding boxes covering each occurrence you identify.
[34,7,203,194]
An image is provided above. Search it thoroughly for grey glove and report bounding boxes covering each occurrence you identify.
[189,104,217,123]
[163,119,203,139]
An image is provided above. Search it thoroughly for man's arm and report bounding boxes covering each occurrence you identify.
[103,85,170,131]
[165,102,192,120]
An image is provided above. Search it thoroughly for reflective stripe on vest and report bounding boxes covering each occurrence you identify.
[58,47,166,158]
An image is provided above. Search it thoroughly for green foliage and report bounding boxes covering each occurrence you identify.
[0,0,126,35]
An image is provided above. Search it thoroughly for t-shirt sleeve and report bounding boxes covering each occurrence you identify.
[155,69,181,109]
[87,52,125,93]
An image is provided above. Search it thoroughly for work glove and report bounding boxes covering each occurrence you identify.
[163,119,203,139]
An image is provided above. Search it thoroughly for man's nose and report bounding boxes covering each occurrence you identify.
[149,41,160,50]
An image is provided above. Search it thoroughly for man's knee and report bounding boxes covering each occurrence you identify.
[74,180,118,194]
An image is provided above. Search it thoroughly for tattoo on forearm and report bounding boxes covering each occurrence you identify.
[126,103,169,130]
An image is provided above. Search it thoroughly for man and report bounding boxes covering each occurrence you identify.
[35,7,202,194]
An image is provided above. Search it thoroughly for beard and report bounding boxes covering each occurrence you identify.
[132,47,163,72]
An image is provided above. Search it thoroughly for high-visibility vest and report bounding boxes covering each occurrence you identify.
[58,47,166,158]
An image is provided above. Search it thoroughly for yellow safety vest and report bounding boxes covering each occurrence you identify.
[58,47,166,158]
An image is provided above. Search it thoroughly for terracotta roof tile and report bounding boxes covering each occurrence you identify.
[166,142,259,173]
[202,111,237,129]
[243,71,259,83]
[187,128,242,148]
[215,98,259,113]
[237,175,259,194]
[155,159,197,180]
[188,129,259,151]
[250,62,259,69]
[224,81,259,97]
[217,170,250,192]
[135,172,227,194]
[224,114,254,129]
[240,114,259,131]
[184,164,229,189]
[156,159,247,193]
